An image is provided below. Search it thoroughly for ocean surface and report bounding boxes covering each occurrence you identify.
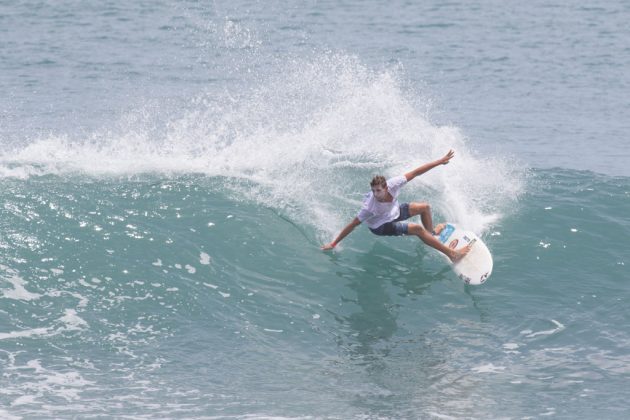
[1,1,629,418]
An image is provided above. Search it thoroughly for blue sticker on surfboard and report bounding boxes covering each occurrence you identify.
[436,223,493,285]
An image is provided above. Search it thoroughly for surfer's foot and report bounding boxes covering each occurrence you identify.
[449,243,473,263]
[432,223,447,236]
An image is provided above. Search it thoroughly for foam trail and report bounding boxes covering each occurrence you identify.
[0,53,524,236]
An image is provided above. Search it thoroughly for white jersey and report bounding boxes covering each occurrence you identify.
[357,175,407,229]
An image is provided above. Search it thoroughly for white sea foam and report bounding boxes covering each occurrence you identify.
[11,395,38,406]
[14,359,94,402]
[1,308,88,341]
[200,252,211,265]
[471,363,506,374]
[524,320,565,338]
[58,309,88,331]
[46,290,89,308]
[0,264,42,301]
[0,327,51,340]
[0,53,524,236]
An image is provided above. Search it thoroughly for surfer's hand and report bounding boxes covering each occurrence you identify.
[321,243,335,251]
[439,149,455,165]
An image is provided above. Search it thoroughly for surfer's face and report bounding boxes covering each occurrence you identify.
[372,185,388,201]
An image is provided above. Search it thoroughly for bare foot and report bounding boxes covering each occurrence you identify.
[432,223,447,236]
[450,242,473,263]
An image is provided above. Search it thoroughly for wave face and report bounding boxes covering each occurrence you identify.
[1,168,629,418]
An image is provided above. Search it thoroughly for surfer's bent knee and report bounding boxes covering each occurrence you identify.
[410,202,430,215]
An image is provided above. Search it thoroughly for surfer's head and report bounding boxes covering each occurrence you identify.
[370,175,387,189]
[370,175,388,201]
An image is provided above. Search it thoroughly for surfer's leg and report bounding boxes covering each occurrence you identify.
[408,202,434,233]
[407,223,471,262]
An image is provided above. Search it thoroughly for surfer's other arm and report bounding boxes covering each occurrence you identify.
[321,217,361,250]
[404,149,455,181]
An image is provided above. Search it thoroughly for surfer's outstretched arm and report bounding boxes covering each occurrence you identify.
[404,149,455,182]
[321,217,361,250]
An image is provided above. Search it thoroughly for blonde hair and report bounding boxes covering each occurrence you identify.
[370,175,387,188]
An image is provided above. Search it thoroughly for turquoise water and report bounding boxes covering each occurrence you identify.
[2,1,630,418]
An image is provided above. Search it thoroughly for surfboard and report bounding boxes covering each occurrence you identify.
[435,223,493,285]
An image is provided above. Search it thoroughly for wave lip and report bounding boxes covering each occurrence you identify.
[1,53,525,235]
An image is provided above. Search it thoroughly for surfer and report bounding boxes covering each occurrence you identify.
[321,149,471,262]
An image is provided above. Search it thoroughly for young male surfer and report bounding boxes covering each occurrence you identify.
[321,149,471,262]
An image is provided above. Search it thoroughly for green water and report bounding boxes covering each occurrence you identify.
[1,170,628,418]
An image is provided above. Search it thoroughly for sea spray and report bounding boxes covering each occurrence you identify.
[0,52,524,238]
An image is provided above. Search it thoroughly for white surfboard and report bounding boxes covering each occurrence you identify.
[435,223,493,285]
